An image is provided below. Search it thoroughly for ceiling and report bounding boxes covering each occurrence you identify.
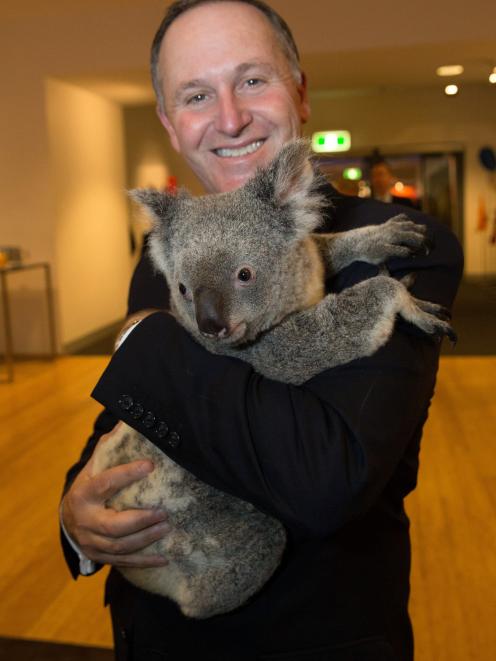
[7,0,496,103]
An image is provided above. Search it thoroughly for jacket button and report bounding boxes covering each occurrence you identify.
[142,411,156,428]
[167,431,180,449]
[156,421,169,438]
[118,394,133,410]
[130,403,144,419]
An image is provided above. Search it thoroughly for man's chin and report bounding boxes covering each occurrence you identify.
[205,147,278,192]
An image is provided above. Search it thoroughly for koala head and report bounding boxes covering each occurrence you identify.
[131,140,326,348]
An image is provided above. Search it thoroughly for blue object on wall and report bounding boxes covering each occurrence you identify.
[479,147,496,171]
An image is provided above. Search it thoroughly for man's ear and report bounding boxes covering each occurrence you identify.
[156,105,180,153]
[298,72,311,125]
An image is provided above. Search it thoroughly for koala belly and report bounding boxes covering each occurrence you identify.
[91,423,286,618]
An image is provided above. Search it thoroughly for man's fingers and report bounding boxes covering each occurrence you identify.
[80,518,171,558]
[90,460,155,502]
[97,507,169,539]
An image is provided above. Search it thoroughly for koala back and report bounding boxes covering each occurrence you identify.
[92,423,286,618]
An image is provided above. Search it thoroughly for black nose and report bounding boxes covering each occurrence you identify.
[199,317,227,337]
[194,287,229,337]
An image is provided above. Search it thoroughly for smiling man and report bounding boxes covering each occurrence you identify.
[155,1,310,192]
[61,2,463,660]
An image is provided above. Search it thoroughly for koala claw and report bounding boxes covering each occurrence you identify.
[412,237,433,257]
[410,296,457,345]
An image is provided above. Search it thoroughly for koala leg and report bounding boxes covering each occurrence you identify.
[231,274,454,384]
[314,214,429,273]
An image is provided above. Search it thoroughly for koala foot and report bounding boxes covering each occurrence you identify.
[410,297,457,344]
[397,281,457,345]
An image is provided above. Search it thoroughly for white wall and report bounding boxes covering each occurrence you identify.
[46,80,132,347]
[0,2,165,354]
[306,85,496,275]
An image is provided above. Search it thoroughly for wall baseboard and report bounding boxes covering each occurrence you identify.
[62,320,123,355]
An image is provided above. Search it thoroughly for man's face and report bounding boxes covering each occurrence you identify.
[370,163,394,197]
[156,1,310,193]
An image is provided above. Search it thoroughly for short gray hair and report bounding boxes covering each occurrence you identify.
[150,0,302,112]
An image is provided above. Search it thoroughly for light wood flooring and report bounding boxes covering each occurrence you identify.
[0,355,494,658]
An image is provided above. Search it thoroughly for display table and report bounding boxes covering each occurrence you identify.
[0,262,57,382]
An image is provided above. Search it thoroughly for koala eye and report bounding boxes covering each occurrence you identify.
[179,283,187,296]
[237,267,254,283]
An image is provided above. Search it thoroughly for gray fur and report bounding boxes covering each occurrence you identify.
[92,139,454,618]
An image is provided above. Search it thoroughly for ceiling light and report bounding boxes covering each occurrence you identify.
[490,68,496,84]
[445,84,459,96]
[436,65,464,77]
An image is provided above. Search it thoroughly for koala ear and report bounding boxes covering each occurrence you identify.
[129,188,184,229]
[247,139,326,240]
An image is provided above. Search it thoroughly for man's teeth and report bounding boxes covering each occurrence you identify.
[215,140,264,158]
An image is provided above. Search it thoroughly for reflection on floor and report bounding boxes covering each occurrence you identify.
[0,637,113,660]
[444,276,496,355]
[0,356,495,657]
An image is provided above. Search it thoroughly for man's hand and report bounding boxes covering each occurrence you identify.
[61,423,170,568]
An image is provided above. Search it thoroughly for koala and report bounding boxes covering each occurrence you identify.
[92,140,455,618]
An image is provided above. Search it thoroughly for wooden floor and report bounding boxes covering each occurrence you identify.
[0,356,495,658]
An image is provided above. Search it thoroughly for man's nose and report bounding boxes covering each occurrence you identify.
[214,92,252,136]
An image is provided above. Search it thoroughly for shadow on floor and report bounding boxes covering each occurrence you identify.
[0,637,113,660]
[443,277,496,355]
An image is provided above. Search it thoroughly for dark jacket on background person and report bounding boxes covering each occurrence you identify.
[62,184,463,661]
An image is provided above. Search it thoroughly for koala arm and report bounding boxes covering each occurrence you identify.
[224,272,454,385]
[313,214,429,274]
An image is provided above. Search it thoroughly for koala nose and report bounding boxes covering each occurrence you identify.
[195,287,230,338]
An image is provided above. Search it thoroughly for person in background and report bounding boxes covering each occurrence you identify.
[60,1,463,659]
[370,159,416,207]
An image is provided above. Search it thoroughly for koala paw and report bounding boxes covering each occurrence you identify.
[379,214,431,260]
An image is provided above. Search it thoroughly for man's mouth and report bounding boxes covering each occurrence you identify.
[214,140,265,158]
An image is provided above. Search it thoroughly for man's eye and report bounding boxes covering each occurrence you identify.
[187,93,207,105]
[246,78,262,87]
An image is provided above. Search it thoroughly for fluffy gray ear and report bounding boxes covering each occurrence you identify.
[129,188,183,229]
[247,139,326,238]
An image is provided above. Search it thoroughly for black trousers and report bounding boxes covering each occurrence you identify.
[107,571,407,661]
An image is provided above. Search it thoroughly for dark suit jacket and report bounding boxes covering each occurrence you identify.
[62,185,463,661]
[390,196,418,209]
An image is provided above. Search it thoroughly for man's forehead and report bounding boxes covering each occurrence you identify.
[159,2,281,72]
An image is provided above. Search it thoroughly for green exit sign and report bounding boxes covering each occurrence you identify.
[312,131,351,153]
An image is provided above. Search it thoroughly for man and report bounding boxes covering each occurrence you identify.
[61,1,463,659]
[370,160,416,207]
